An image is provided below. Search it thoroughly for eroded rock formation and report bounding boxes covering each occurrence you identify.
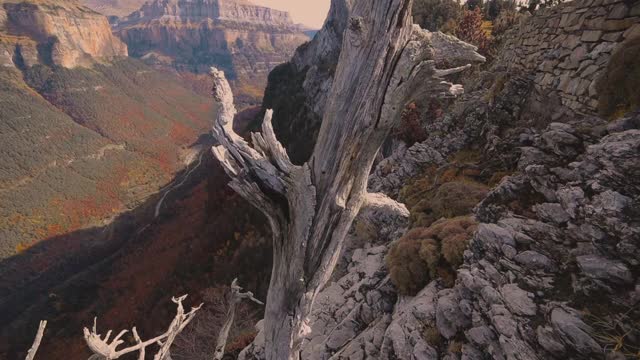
[115,0,310,100]
[0,0,127,68]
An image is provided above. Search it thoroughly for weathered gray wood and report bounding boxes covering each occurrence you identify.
[213,279,264,360]
[83,295,201,360]
[25,320,46,360]
[209,0,484,359]
[154,296,202,360]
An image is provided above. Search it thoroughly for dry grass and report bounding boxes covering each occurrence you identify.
[585,310,640,358]
[405,179,488,228]
[422,323,444,347]
[448,340,463,354]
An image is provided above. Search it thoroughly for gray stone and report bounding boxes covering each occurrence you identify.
[502,245,517,259]
[624,23,640,39]
[563,34,581,49]
[593,190,632,213]
[581,30,603,42]
[514,251,556,272]
[590,42,616,58]
[580,64,600,78]
[556,187,585,218]
[550,308,602,355]
[602,18,637,31]
[476,224,516,252]
[577,255,634,285]
[493,315,518,337]
[467,326,495,346]
[534,203,571,224]
[500,284,537,316]
[602,31,623,41]
[608,3,629,19]
[436,290,471,339]
[536,326,566,355]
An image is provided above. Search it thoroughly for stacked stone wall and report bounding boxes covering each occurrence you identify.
[500,0,640,114]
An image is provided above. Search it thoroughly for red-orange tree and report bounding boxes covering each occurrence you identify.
[456,7,493,57]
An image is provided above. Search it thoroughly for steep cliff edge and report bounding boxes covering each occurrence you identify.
[115,0,310,102]
[0,0,127,68]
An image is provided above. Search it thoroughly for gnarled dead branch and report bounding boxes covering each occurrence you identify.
[213,279,264,360]
[25,320,46,360]
[210,0,484,358]
[154,296,202,360]
[83,295,202,360]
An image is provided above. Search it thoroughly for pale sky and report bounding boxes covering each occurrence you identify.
[252,0,331,28]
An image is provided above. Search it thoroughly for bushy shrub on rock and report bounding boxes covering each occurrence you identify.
[404,178,489,228]
[387,216,478,295]
[387,234,430,295]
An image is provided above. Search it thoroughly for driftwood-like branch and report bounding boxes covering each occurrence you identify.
[83,295,202,360]
[213,279,264,360]
[210,1,484,358]
[25,320,46,360]
[154,295,202,360]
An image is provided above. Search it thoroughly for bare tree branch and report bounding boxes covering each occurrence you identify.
[83,295,202,360]
[213,279,263,360]
[154,295,202,360]
[25,320,46,360]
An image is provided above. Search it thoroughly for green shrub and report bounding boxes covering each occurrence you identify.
[413,0,463,33]
[596,36,640,119]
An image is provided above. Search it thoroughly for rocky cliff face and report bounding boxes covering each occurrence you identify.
[82,0,147,18]
[259,0,353,163]
[0,0,127,68]
[115,0,309,102]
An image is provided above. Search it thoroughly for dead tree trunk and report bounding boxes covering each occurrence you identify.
[210,0,484,358]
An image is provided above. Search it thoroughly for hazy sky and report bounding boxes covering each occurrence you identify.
[252,0,331,28]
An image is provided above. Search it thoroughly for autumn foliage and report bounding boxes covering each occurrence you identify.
[392,103,428,146]
[455,8,493,57]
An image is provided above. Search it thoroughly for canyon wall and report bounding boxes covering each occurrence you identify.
[500,0,640,115]
[83,0,147,18]
[115,0,310,100]
[0,0,127,68]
